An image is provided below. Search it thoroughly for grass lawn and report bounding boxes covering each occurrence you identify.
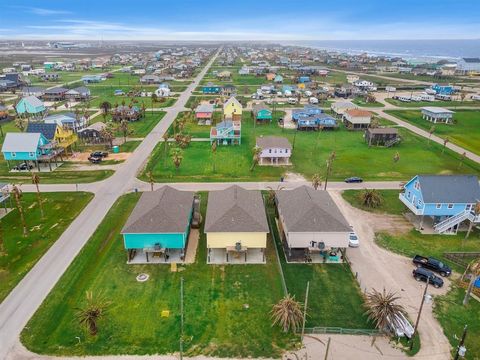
[352,97,384,108]
[119,140,142,152]
[342,189,406,216]
[384,98,480,108]
[0,192,93,302]
[434,286,480,360]
[91,112,166,138]
[21,193,297,357]
[386,109,480,156]
[141,110,480,183]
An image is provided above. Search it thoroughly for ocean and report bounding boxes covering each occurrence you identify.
[286,39,480,62]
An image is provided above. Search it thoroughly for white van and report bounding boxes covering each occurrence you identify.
[304,90,313,97]
[309,97,319,104]
[419,93,435,102]
[287,97,297,105]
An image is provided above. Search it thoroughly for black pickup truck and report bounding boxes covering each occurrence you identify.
[412,255,452,277]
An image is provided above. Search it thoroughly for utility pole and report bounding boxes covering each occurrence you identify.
[410,277,429,351]
[301,281,310,342]
[454,325,468,360]
[324,337,331,360]
[180,277,184,360]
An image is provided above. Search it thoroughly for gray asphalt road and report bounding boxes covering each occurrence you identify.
[0,49,221,360]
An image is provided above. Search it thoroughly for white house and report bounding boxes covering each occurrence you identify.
[421,107,455,124]
[331,101,356,116]
[256,136,292,166]
[343,109,372,130]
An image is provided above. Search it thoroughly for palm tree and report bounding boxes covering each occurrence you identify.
[162,132,169,168]
[31,173,44,219]
[100,101,111,120]
[15,117,27,132]
[463,258,480,305]
[442,137,449,154]
[117,119,132,143]
[458,152,467,169]
[428,125,435,144]
[100,122,115,148]
[360,189,384,208]
[369,118,380,129]
[11,185,28,237]
[393,151,400,163]
[170,147,183,173]
[147,170,154,191]
[75,291,111,336]
[312,174,322,190]
[266,186,285,206]
[271,294,304,333]
[211,141,217,172]
[250,146,262,171]
[364,288,407,335]
[323,151,336,190]
[465,202,480,239]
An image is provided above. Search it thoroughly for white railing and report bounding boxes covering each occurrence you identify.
[399,193,423,215]
[434,210,475,233]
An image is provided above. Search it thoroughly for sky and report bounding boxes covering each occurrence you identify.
[0,0,479,41]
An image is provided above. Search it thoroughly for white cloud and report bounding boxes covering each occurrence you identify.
[13,6,72,16]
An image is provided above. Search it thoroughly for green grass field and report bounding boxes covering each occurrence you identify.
[142,110,480,183]
[386,110,480,155]
[92,112,166,138]
[21,193,297,357]
[342,189,406,216]
[352,97,385,108]
[384,98,480,108]
[0,192,93,302]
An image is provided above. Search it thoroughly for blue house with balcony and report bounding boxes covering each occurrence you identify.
[400,175,480,234]
[121,186,195,263]
[292,106,337,131]
[202,82,221,94]
[431,84,455,95]
[15,96,46,118]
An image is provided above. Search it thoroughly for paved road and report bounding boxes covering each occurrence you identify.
[0,50,221,360]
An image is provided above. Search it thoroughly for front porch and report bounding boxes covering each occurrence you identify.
[127,248,185,264]
[207,247,266,264]
[259,157,291,166]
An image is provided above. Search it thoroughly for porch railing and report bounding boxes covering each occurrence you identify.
[302,327,381,336]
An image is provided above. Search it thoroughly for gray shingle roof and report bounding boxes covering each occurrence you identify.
[1,133,41,153]
[121,186,194,234]
[252,103,270,115]
[195,103,214,113]
[204,185,269,233]
[26,123,57,140]
[417,175,480,203]
[276,186,351,233]
[256,136,291,150]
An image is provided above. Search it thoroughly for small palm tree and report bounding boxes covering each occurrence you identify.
[170,147,183,173]
[250,146,262,171]
[147,170,154,191]
[271,294,304,333]
[324,151,336,190]
[442,137,449,154]
[458,152,467,169]
[117,119,132,143]
[100,122,115,148]
[364,288,407,335]
[360,189,384,208]
[162,132,169,168]
[463,258,480,305]
[428,125,435,144]
[15,117,27,132]
[393,151,400,163]
[266,186,285,206]
[100,101,111,120]
[75,291,111,336]
[312,174,322,190]
[211,141,217,172]
[31,173,44,219]
[11,185,28,237]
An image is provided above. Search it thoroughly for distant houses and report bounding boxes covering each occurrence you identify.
[42,87,68,101]
[121,186,195,264]
[205,186,269,264]
[223,96,243,120]
[292,105,337,131]
[331,101,356,117]
[65,86,91,101]
[252,103,272,122]
[256,136,292,166]
[421,107,455,124]
[77,122,107,143]
[15,96,46,118]
[202,82,221,94]
[195,103,214,125]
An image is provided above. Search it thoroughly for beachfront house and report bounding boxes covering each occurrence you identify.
[331,101,356,116]
[210,120,241,145]
[223,96,243,120]
[343,109,372,130]
[399,175,480,234]
[205,186,269,264]
[421,107,455,124]
[275,186,351,263]
[121,186,195,264]
[26,122,77,153]
[256,136,292,166]
[15,96,46,118]
[252,103,272,122]
[65,86,91,101]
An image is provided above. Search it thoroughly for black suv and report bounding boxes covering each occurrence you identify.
[412,268,444,288]
[90,151,108,158]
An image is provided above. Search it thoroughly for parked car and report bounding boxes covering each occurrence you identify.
[13,162,33,171]
[90,151,108,158]
[345,177,363,183]
[412,267,444,288]
[88,156,102,164]
[348,232,359,247]
[287,97,297,104]
[413,255,451,277]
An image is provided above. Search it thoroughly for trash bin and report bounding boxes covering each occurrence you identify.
[112,145,120,153]
[280,176,284,182]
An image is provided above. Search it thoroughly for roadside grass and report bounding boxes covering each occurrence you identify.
[384,98,480,108]
[0,192,94,302]
[434,285,480,360]
[21,193,297,357]
[386,109,480,156]
[342,189,406,215]
[141,110,480,183]
[352,97,385,108]
[119,140,142,152]
[264,198,373,329]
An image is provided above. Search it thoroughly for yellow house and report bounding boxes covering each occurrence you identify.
[223,96,243,120]
[26,122,77,153]
[204,185,269,264]
[54,125,78,152]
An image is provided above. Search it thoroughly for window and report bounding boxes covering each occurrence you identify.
[285,149,289,153]
[466,204,472,211]
[436,203,442,209]
[414,181,420,190]
[11,152,16,158]
[269,149,272,154]
[448,204,454,209]
[29,152,34,157]
[407,191,411,199]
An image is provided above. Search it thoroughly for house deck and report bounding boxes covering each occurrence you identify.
[127,248,184,264]
[207,248,266,264]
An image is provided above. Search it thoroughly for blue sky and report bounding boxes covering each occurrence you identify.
[0,0,479,40]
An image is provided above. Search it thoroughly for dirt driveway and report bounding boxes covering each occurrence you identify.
[330,190,452,360]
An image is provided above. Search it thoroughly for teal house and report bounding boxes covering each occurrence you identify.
[121,186,195,263]
[202,82,221,94]
[252,103,272,122]
[15,96,46,117]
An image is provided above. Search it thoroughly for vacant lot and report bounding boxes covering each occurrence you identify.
[387,109,480,155]
[21,193,297,357]
[0,192,93,302]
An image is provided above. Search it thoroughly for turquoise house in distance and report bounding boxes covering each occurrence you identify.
[15,96,46,118]
[400,175,480,234]
[121,186,195,264]
[202,82,221,94]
